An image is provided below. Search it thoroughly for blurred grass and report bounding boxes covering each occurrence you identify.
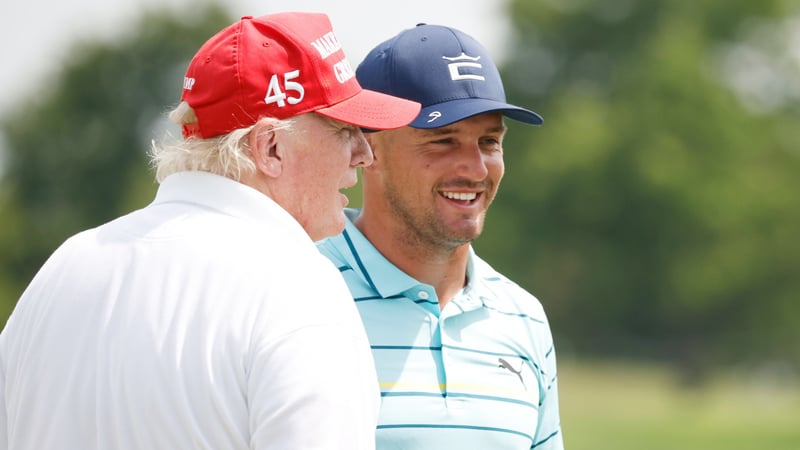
[558,358,800,450]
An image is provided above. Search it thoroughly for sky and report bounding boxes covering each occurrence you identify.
[0,0,511,120]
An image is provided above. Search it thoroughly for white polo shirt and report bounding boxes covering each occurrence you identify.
[0,172,379,450]
[317,209,564,450]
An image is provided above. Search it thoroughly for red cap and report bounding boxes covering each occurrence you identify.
[179,13,421,139]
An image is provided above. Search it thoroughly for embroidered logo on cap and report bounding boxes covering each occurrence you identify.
[264,70,305,107]
[310,31,342,58]
[310,31,355,84]
[443,53,485,81]
[263,31,354,108]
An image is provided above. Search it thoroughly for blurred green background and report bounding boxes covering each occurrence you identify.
[1,1,798,448]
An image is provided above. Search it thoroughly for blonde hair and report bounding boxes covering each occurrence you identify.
[149,102,293,183]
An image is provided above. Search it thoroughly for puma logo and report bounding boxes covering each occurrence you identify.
[498,357,526,389]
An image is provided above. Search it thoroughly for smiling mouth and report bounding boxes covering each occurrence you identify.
[441,191,479,203]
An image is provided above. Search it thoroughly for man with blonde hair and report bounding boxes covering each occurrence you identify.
[0,13,419,450]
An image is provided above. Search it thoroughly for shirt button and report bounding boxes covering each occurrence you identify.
[417,291,430,300]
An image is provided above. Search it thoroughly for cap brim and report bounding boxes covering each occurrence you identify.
[316,89,421,130]
[411,98,543,129]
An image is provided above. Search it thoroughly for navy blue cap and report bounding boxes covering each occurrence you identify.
[356,23,543,129]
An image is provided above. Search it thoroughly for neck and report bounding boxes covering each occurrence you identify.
[354,211,470,310]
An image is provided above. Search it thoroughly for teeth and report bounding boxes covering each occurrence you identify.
[442,192,477,201]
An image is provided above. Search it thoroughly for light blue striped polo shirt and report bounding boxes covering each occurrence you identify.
[317,209,563,450]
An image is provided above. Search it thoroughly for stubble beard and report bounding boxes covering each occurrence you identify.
[384,181,485,255]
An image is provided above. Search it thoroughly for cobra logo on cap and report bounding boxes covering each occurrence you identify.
[443,53,485,82]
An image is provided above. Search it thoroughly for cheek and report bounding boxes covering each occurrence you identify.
[486,159,504,195]
[308,153,344,180]
[324,148,352,172]
[489,157,505,179]
[305,170,343,208]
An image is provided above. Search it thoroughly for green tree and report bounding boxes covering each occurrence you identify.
[0,6,234,324]
[477,0,800,375]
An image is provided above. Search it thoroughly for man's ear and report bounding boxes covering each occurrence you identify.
[250,118,283,178]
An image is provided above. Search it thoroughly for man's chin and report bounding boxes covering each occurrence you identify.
[308,216,346,242]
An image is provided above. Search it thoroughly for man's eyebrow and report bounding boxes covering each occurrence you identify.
[487,124,508,134]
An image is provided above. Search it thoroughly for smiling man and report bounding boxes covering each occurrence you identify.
[316,23,564,450]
